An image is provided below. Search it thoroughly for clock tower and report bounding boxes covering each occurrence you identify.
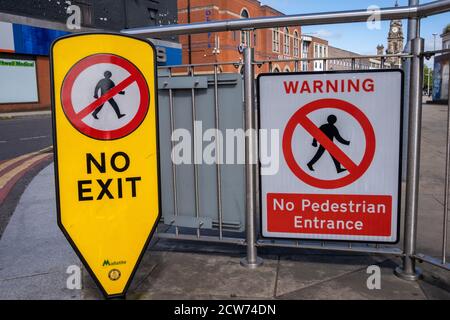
[386,2,404,67]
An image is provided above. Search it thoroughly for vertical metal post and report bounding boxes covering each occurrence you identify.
[213,65,224,239]
[402,0,420,181]
[168,68,179,236]
[442,79,450,264]
[190,66,201,238]
[395,26,424,280]
[241,45,263,269]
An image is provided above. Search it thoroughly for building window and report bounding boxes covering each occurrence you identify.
[272,28,280,53]
[240,9,250,46]
[302,41,309,58]
[302,61,308,71]
[283,28,290,55]
[293,31,300,57]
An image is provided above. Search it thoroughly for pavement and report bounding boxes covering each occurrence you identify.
[0,105,449,300]
[0,110,51,120]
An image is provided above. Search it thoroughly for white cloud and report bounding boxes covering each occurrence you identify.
[313,29,343,40]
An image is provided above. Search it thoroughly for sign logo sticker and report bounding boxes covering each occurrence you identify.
[108,269,121,281]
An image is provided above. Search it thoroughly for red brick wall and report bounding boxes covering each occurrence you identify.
[178,0,301,74]
[0,55,51,113]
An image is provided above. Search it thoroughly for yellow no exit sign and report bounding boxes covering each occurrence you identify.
[51,33,160,298]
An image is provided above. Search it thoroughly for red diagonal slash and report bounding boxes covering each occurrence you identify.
[75,75,136,120]
[297,115,358,173]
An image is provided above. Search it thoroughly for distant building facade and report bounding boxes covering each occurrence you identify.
[373,2,404,69]
[385,18,404,68]
[433,24,450,103]
[328,46,371,71]
[177,0,303,74]
[0,0,179,112]
[0,0,178,33]
[308,36,329,71]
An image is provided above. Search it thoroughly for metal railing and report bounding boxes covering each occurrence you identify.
[253,53,412,72]
[122,1,450,37]
[130,0,450,275]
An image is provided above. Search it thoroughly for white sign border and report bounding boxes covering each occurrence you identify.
[257,69,404,244]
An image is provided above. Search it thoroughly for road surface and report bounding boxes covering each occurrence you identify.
[0,115,52,161]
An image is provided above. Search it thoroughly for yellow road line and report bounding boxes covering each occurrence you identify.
[0,153,50,189]
[0,147,52,173]
[0,153,38,173]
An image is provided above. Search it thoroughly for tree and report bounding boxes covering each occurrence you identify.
[423,65,434,95]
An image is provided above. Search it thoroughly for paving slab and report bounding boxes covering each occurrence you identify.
[275,254,385,297]
[277,259,426,300]
[0,164,80,300]
[0,270,80,300]
[132,251,278,299]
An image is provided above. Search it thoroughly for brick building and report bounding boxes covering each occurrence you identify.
[328,46,371,71]
[178,0,306,73]
[306,36,329,71]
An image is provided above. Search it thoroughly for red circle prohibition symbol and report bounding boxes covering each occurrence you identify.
[61,53,150,140]
[282,98,376,189]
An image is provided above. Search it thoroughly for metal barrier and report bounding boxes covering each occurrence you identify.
[413,48,450,271]
[125,0,450,275]
[253,53,412,72]
[157,62,246,243]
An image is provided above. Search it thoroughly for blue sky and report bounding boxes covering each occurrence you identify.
[259,0,449,60]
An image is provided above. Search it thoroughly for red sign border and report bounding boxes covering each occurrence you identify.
[282,98,376,189]
[61,53,150,140]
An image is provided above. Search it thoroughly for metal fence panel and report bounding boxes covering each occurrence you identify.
[158,73,245,232]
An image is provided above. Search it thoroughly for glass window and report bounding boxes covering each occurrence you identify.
[272,28,280,52]
[302,61,308,71]
[293,31,299,57]
[283,27,290,55]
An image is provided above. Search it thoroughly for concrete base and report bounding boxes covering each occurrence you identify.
[394,266,423,281]
[240,256,264,269]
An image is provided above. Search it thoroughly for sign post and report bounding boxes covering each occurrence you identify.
[51,33,160,298]
[259,71,403,243]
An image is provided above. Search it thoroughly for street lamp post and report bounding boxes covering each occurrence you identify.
[429,33,438,97]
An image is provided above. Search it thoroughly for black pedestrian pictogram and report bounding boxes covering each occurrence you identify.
[307,114,351,173]
[92,71,126,120]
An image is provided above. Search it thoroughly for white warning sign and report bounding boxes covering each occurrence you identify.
[258,70,403,243]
